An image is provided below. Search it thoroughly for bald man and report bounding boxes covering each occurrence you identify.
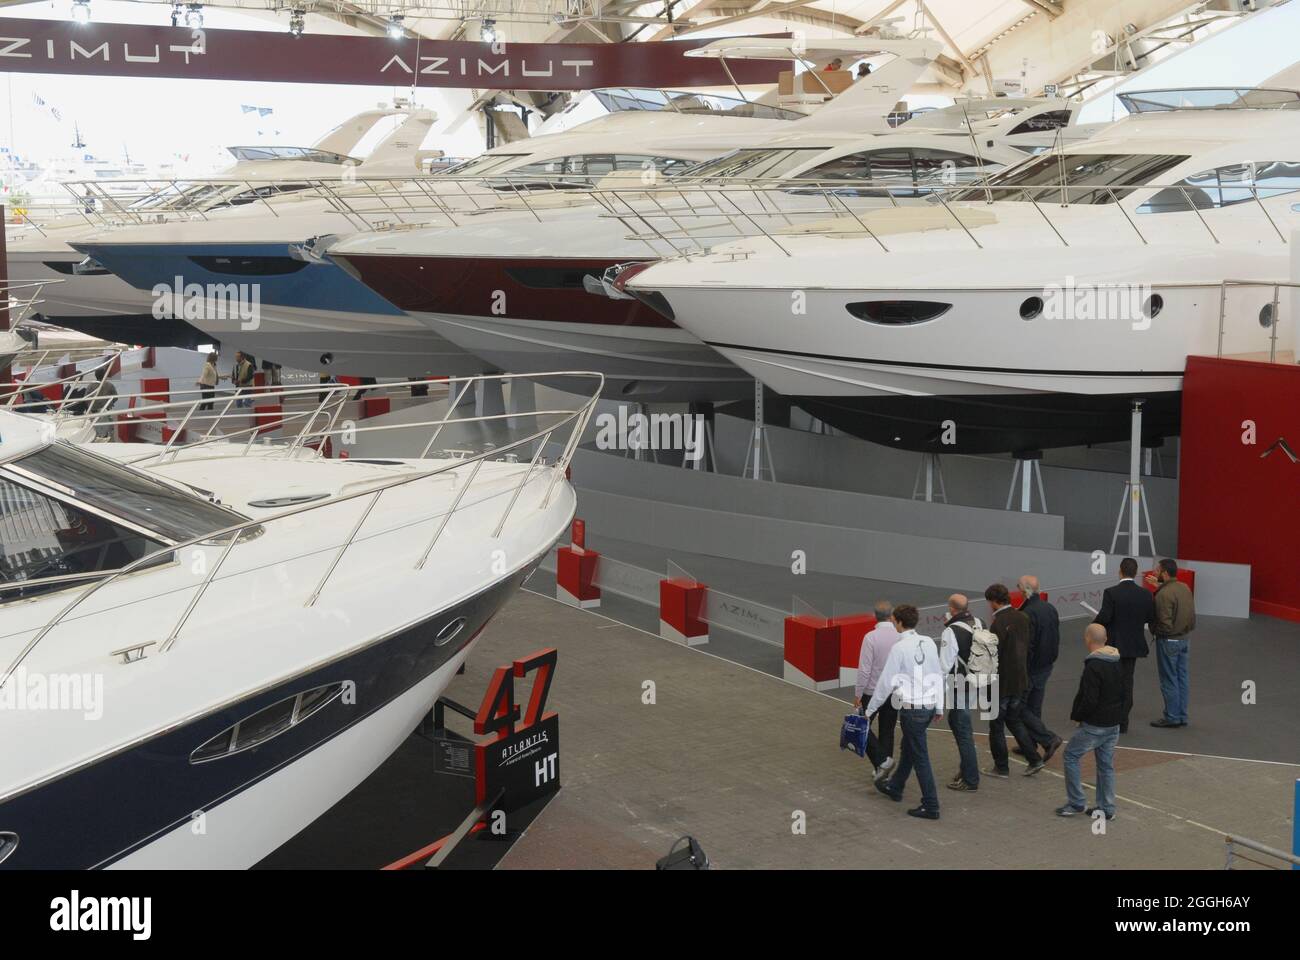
[1056,623,1130,820]
[1018,574,1061,724]
[940,593,983,791]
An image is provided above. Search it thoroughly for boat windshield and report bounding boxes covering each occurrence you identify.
[439,153,531,177]
[1117,88,1300,114]
[947,152,1189,203]
[592,88,804,121]
[0,472,166,598]
[674,147,830,183]
[226,145,358,164]
[5,443,246,544]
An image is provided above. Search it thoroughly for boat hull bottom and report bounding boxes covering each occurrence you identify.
[790,390,1183,454]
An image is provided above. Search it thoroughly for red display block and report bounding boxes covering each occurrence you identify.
[253,404,284,435]
[832,614,877,687]
[556,546,600,609]
[659,577,708,646]
[783,615,840,691]
[1142,568,1196,594]
[362,396,391,419]
[139,377,170,419]
[1009,590,1049,609]
[571,518,586,549]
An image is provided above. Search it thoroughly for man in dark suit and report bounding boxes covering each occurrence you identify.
[1092,557,1156,733]
[1019,574,1061,721]
[985,583,1062,777]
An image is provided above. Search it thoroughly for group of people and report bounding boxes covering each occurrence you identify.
[196,350,264,410]
[853,559,1196,822]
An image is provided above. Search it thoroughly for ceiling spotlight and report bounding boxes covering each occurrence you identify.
[185,3,204,29]
[71,0,91,24]
[288,7,305,37]
[386,14,405,39]
[481,18,497,44]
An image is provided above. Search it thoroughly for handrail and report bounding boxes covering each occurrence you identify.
[1217,279,1297,364]
[1224,834,1300,869]
[0,370,603,688]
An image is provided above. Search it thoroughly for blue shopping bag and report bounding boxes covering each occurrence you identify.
[840,711,871,758]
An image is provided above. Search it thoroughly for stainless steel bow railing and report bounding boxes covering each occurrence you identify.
[0,371,602,685]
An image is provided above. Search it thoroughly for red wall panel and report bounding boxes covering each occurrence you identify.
[1178,356,1300,620]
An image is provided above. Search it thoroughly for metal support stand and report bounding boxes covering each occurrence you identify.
[621,402,660,464]
[684,401,717,473]
[1005,450,1047,513]
[474,377,505,419]
[744,380,776,481]
[1109,400,1158,557]
[912,453,948,503]
[506,376,536,430]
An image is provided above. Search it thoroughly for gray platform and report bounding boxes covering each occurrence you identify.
[444,589,1298,870]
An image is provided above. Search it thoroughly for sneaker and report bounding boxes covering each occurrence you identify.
[907,806,940,820]
[947,780,977,792]
[873,756,895,783]
[1023,760,1047,776]
[1150,718,1186,728]
[1086,807,1116,821]
[1042,736,1064,763]
[874,780,902,802]
[985,766,1011,779]
[1055,804,1086,817]
[948,773,965,787]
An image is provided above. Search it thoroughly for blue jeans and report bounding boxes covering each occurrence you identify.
[888,707,939,811]
[947,707,980,787]
[1063,723,1119,816]
[1155,637,1190,723]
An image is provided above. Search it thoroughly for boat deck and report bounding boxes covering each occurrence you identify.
[445,589,1297,870]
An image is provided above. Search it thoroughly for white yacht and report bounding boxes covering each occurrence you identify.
[0,373,591,868]
[326,98,1080,403]
[5,103,437,350]
[66,39,941,379]
[624,88,1300,452]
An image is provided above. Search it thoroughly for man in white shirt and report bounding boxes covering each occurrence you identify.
[854,601,900,781]
[866,604,955,820]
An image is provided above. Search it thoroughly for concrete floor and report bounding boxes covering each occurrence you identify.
[444,589,1298,870]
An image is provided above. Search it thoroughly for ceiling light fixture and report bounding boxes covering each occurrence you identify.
[288,7,305,38]
[386,14,405,39]
[71,0,91,25]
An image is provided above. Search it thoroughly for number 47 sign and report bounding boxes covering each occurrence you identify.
[473,648,560,811]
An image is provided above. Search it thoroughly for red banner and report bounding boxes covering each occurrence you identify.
[0,18,785,89]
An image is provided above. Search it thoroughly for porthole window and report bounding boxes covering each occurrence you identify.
[190,682,346,763]
[435,617,467,647]
[1260,303,1276,328]
[845,301,951,325]
[1145,294,1164,319]
[0,832,18,866]
[1020,296,1044,320]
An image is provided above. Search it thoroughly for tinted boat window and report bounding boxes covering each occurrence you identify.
[0,474,163,599]
[9,443,246,544]
[950,153,1188,203]
[1137,161,1300,213]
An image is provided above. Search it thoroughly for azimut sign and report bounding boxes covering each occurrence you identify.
[0,18,783,89]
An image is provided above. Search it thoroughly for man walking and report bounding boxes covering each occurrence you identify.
[1148,559,1196,728]
[1057,624,1129,820]
[940,594,982,792]
[1019,575,1060,722]
[866,605,953,821]
[854,601,901,781]
[1093,558,1155,733]
[986,584,1062,777]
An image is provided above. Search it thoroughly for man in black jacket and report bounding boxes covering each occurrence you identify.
[1092,557,1156,733]
[985,584,1062,778]
[1018,575,1060,722]
[1056,624,1130,820]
